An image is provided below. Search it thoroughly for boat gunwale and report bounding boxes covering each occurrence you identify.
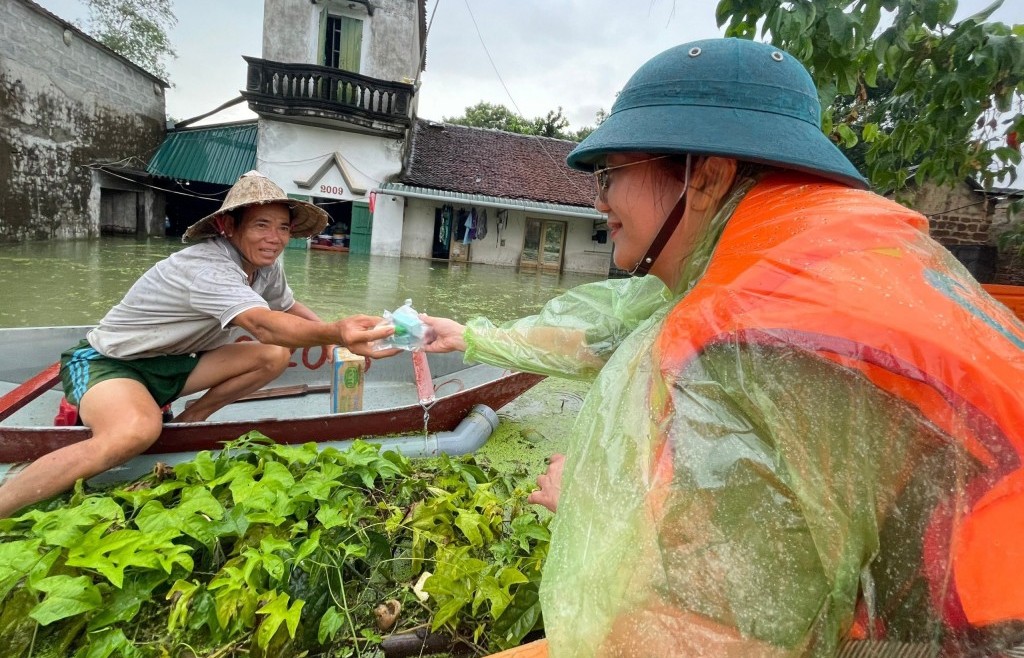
[0,371,545,462]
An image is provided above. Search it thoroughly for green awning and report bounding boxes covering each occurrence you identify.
[148,122,257,186]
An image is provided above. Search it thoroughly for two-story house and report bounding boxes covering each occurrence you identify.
[150,0,611,274]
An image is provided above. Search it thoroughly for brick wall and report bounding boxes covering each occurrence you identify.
[900,182,993,245]
[896,181,1024,284]
[0,0,166,242]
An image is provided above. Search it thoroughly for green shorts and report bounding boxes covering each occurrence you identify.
[60,340,201,407]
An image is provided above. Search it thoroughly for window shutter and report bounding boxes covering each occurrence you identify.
[318,8,328,66]
[339,17,363,72]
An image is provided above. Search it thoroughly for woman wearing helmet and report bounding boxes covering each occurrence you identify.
[424,38,1024,656]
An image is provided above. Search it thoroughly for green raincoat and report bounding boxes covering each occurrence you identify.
[464,174,1024,656]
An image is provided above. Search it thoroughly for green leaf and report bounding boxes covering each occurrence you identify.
[28,497,124,547]
[0,539,46,600]
[255,591,303,648]
[0,587,39,657]
[959,0,1005,25]
[475,574,512,619]
[293,529,321,564]
[318,605,343,644]
[836,123,859,148]
[454,510,488,546]
[510,513,550,551]
[166,580,199,633]
[73,627,141,658]
[193,450,217,481]
[29,575,103,625]
[431,596,469,631]
[66,526,193,588]
[88,571,163,630]
[491,584,541,649]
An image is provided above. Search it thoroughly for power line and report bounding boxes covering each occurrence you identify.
[459,0,592,200]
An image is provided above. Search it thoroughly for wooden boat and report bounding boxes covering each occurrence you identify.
[0,326,544,483]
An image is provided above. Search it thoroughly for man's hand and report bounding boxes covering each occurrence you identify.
[336,315,401,358]
[420,315,468,353]
[527,453,564,513]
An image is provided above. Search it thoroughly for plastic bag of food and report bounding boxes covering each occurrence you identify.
[375,299,428,351]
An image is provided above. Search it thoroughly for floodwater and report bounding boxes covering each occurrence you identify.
[0,237,605,328]
[0,237,598,473]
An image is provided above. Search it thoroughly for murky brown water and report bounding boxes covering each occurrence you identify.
[0,237,606,328]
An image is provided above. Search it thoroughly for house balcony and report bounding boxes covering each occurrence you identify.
[242,56,414,137]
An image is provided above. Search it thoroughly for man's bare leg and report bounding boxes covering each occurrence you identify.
[0,343,291,517]
[0,378,162,518]
[174,342,291,422]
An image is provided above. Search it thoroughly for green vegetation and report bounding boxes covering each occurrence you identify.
[716,0,1024,192]
[0,436,550,657]
[82,0,176,81]
[443,102,605,142]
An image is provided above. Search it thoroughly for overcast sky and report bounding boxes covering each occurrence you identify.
[31,0,1024,130]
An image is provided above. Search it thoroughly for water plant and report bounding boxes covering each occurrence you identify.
[0,434,550,657]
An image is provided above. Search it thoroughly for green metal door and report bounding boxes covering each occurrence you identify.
[350,201,372,254]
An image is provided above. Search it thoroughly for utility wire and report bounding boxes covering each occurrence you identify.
[459,0,593,200]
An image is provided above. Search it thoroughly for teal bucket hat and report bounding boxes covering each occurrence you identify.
[567,38,868,189]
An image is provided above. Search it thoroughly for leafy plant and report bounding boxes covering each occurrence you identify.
[0,435,549,657]
[82,0,176,81]
[715,0,1024,193]
[444,102,605,142]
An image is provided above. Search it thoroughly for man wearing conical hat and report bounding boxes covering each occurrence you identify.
[0,171,398,517]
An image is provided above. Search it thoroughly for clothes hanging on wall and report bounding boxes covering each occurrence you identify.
[495,209,508,247]
[462,209,475,244]
[439,204,453,247]
[475,209,488,241]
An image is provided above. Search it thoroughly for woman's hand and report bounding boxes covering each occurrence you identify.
[527,453,565,512]
[420,315,468,353]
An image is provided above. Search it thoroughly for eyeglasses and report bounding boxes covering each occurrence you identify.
[593,156,671,203]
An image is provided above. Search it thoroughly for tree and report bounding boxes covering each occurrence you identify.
[715,0,1024,192]
[444,102,538,135]
[444,102,606,142]
[569,108,608,142]
[83,0,176,82]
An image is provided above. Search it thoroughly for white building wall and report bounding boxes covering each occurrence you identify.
[396,197,613,275]
[371,193,406,257]
[256,119,404,201]
[398,196,432,259]
[563,216,615,274]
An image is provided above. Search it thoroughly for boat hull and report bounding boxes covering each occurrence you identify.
[0,326,544,462]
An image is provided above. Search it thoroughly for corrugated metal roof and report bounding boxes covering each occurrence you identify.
[147,122,257,186]
[379,183,604,219]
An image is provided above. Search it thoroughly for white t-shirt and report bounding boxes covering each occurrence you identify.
[87,237,295,359]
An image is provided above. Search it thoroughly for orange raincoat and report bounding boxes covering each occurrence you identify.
[470,173,1024,656]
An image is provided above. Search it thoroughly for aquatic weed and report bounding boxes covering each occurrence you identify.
[0,435,549,657]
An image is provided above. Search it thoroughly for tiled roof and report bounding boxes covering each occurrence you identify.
[398,120,595,207]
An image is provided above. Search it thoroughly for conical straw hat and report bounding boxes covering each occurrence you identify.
[182,170,329,242]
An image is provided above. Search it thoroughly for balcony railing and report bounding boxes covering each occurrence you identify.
[243,57,414,131]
